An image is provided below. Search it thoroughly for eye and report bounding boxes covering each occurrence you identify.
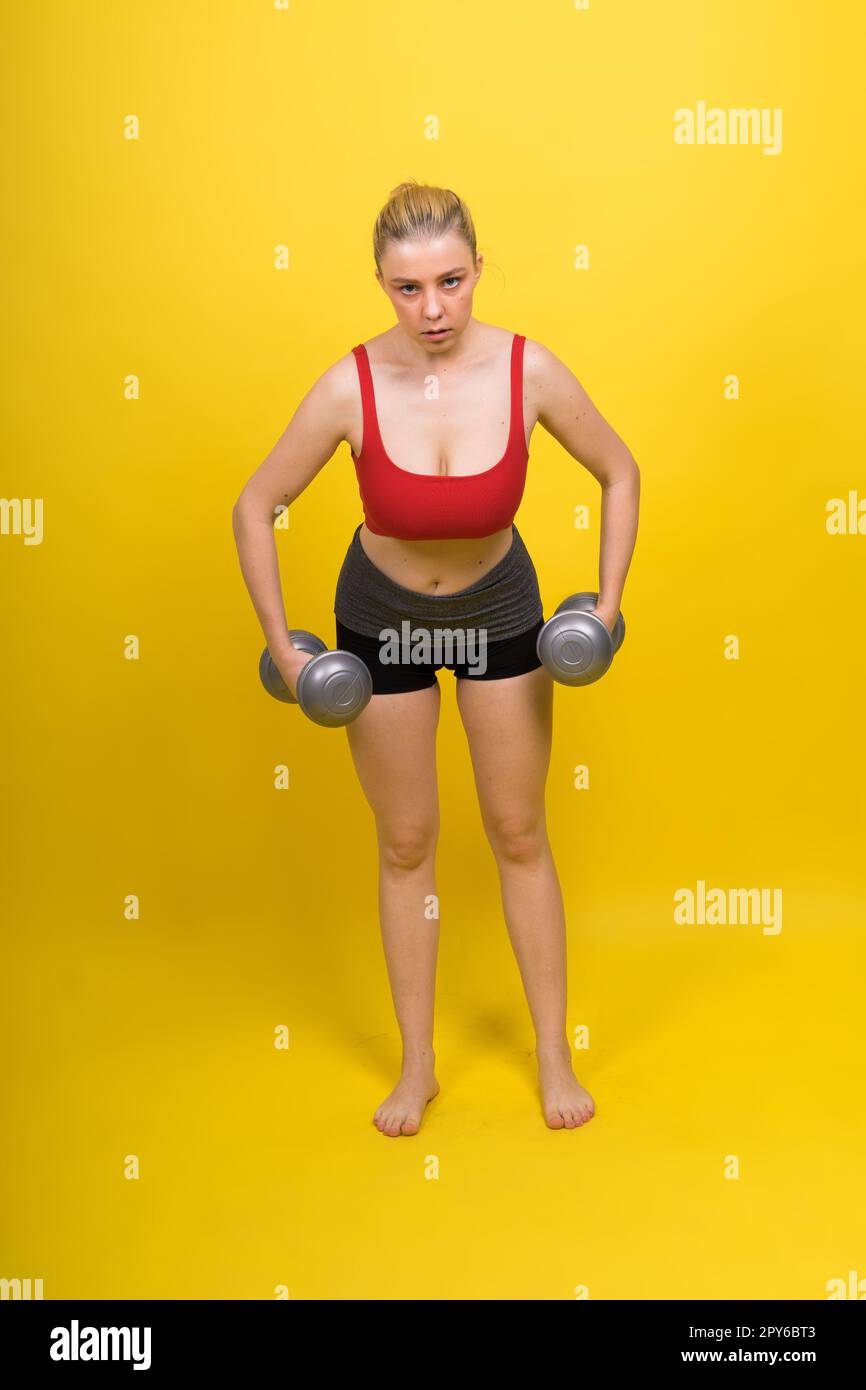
[398,276,462,295]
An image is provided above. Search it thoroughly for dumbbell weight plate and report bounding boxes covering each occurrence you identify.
[258,630,328,704]
[537,612,614,685]
[296,650,373,728]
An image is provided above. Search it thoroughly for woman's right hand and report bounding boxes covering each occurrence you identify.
[272,645,316,701]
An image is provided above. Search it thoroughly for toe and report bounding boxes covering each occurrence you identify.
[546,1109,565,1128]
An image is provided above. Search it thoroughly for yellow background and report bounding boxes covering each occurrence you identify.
[2,0,864,1299]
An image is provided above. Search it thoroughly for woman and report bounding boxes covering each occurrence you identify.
[232,181,640,1138]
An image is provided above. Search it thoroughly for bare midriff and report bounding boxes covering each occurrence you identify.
[357,523,514,595]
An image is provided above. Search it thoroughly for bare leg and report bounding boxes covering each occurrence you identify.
[344,681,442,1136]
[456,666,595,1129]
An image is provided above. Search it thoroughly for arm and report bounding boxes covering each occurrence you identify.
[232,356,353,685]
[525,339,640,631]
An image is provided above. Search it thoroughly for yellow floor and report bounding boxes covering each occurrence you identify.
[4,859,862,1299]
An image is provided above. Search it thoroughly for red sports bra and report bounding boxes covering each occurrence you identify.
[349,332,530,541]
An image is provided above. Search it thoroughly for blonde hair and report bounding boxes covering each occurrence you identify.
[373,180,477,272]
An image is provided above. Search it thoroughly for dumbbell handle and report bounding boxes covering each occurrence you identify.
[259,631,328,703]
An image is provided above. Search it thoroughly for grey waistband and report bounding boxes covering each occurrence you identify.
[333,523,544,641]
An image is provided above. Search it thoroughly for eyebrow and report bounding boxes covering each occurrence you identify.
[389,267,466,285]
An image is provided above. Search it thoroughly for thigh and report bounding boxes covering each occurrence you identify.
[343,681,442,850]
[455,665,553,840]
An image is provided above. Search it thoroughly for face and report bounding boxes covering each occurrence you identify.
[376,233,482,348]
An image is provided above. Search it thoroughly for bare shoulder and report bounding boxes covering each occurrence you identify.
[520,335,638,479]
[521,334,606,428]
[232,348,364,514]
[307,347,359,410]
[520,335,578,439]
[294,347,362,446]
[521,336,573,397]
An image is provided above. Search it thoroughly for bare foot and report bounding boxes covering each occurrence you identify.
[536,1042,595,1129]
[373,1064,440,1137]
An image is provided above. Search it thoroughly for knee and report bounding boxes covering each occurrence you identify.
[485,813,548,865]
[378,822,439,873]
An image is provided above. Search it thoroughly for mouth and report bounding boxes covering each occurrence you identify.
[422,328,451,338]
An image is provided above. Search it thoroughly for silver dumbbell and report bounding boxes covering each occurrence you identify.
[259,630,373,727]
[536,592,626,686]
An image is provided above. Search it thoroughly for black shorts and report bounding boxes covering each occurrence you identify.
[335,616,546,695]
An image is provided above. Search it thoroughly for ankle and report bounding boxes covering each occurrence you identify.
[401,1047,436,1072]
[534,1038,572,1064]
